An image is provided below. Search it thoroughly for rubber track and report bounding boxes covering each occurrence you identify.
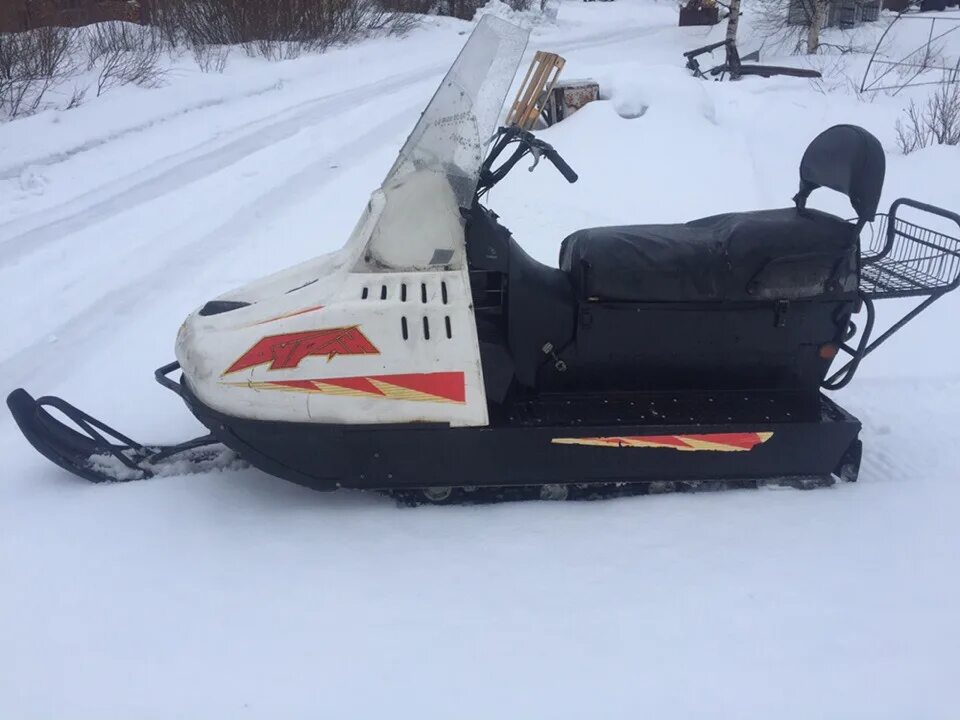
[381,476,837,507]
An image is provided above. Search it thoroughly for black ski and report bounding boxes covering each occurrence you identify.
[6,389,241,483]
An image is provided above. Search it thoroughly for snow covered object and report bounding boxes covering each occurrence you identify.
[7,16,960,504]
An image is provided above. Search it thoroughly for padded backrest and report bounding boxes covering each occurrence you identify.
[795,125,885,223]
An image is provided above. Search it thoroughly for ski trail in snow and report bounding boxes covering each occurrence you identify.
[550,22,667,54]
[0,83,284,182]
[0,25,659,197]
[0,66,439,268]
[0,105,420,393]
[0,65,443,183]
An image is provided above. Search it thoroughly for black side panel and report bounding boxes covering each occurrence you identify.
[179,381,861,492]
[466,206,511,273]
[466,207,515,401]
[337,411,859,489]
[562,299,853,393]
[506,239,576,388]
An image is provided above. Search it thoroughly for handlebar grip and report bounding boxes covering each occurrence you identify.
[544,147,578,183]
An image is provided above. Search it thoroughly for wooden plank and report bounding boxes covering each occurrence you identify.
[507,51,566,130]
[507,56,539,126]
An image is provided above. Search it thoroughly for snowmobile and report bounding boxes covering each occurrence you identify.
[8,16,960,504]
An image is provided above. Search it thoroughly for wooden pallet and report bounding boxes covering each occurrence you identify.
[506,51,566,130]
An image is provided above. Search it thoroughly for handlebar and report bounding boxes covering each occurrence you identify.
[476,126,578,199]
[542,144,578,183]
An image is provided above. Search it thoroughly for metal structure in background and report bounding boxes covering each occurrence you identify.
[788,0,882,29]
[684,39,823,79]
[542,79,600,126]
[860,11,960,93]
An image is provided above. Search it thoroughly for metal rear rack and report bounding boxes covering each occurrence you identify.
[824,198,960,391]
[860,198,960,299]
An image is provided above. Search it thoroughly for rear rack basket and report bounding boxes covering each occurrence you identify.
[860,198,960,299]
[825,198,960,390]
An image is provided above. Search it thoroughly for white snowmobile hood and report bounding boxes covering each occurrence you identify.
[175,16,530,427]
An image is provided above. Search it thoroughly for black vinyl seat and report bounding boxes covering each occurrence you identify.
[559,124,885,304]
[559,207,859,302]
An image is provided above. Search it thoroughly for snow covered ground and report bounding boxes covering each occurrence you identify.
[2,3,960,717]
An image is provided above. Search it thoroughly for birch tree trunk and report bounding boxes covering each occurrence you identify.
[806,0,828,54]
[725,0,741,43]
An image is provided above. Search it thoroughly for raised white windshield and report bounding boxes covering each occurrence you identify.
[355,16,529,271]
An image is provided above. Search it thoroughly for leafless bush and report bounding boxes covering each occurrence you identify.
[896,79,960,154]
[191,43,230,72]
[750,0,877,56]
[433,0,486,19]
[751,0,811,54]
[377,0,435,12]
[84,23,165,96]
[149,0,416,63]
[65,84,88,109]
[0,26,77,119]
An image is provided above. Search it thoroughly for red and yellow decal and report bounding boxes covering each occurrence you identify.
[251,304,325,326]
[224,326,378,375]
[551,432,773,452]
[228,371,466,404]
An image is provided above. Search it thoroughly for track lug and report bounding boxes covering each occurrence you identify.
[539,484,569,501]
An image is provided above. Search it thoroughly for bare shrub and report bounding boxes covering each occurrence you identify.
[191,43,229,73]
[750,0,810,54]
[433,0,486,19]
[749,0,871,54]
[83,23,165,97]
[149,0,416,63]
[65,83,88,109]
[896,79,960,154]
[377,0,435,13]
[367,2,420,34]
[0,26,77,119]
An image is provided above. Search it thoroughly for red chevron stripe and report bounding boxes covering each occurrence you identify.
[688,432,770,450]
[375,372,466,403]
[637,435,691,449]
[553,432,773,452]
[268,380,318,391]
[319,376,385,396]
[232,372,467,403]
